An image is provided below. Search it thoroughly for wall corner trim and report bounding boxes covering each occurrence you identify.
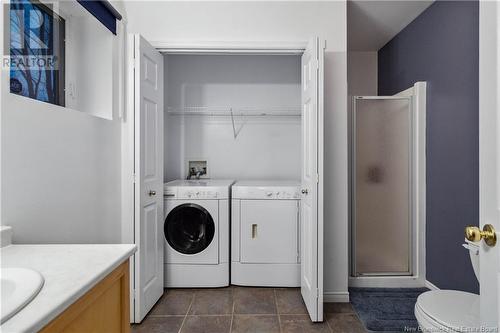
[425,280,440,290]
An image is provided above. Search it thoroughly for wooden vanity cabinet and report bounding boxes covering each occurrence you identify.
[39,261,130,333]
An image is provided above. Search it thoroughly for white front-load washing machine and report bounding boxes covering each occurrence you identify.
[163,179,234,288]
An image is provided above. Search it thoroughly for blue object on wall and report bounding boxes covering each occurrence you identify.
[378,1,479,293]
[9,0,65,106]
[77,0,122,35]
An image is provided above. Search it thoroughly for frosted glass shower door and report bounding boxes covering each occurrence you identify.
[353,97,412,276]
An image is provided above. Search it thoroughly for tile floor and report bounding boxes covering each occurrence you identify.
[131,287,367,333]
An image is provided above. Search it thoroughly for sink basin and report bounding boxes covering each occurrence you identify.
[1,268,44,323]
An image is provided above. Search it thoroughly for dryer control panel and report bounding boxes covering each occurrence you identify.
[232,181,301,200]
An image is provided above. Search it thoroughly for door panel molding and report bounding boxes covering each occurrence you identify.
[133,34,164,323]
[300,37,324,322]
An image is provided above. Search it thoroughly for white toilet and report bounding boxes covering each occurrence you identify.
[415,240,480,332]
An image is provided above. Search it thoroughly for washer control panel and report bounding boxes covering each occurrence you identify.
[165,187,220,199]
[182,189,219,199]
[163,180,233,200]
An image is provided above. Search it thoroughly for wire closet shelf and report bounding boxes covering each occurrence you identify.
[167,106,301,139]
[166,106,301,117]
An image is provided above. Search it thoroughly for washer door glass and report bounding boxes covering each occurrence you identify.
[165,203,215,255]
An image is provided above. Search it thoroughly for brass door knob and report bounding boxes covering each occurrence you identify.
[465,224,497,247]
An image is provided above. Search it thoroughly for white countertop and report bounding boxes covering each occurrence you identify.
[0,244,136,333]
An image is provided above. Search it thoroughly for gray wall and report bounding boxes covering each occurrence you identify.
[164,54,301,182]
[378,1,479,292]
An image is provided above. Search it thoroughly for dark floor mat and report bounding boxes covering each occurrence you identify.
[349,287,429,332]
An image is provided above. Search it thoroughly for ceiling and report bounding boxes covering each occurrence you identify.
[348,0,434,51]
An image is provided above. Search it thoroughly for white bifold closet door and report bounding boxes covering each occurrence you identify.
[300,37,324,323]
[133,34,164,323]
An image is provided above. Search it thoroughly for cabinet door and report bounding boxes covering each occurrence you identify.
[240,200,299,264]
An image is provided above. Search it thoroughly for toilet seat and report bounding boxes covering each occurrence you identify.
[415,290,479,332]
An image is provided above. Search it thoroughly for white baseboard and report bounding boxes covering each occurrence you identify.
[349,276,425,288]
[425,280,439,290]
[323,291,350,303]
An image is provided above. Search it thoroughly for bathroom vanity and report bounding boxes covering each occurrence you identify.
[0,242,136,332]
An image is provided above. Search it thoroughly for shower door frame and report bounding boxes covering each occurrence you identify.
[351,95,415,277]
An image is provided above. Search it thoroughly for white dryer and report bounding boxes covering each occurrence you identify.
[164,179,234,288]
[231,180,301,287]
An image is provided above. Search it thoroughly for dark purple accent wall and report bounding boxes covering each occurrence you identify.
[378,1,479,293]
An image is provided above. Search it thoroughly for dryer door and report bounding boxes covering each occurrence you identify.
[240,200,299,264]
[164,200,219,264]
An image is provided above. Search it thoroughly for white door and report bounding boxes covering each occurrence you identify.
[133,34,164,323]
[300,37,324,322]
[479,1,500,329]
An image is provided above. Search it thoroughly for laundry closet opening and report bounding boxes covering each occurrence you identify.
[162,53,302,181]
[130,36,324,323]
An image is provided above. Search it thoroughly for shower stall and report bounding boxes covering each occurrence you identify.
[350,82,426,287]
